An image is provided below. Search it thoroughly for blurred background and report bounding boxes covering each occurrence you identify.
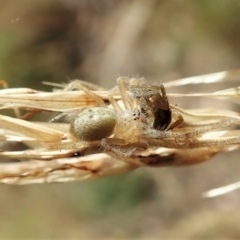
[1,0,240,238]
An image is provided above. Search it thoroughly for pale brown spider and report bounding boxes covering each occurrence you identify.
[66,77,240,165]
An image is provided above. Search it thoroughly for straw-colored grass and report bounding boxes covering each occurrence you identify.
[0,70,240,197]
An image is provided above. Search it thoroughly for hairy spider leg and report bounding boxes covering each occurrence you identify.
[50,80,107,122]
[116,77,136,110]
[166,109,184,130]
[64,80,105,107]
[140,116,240,149]
[101,137,148,165]
[146,128,240,149]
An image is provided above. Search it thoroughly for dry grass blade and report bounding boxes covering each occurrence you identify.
[164,69,240,87]
[0,91,104,111]
[203,181,240,198]
[0,70,240,191]
[0,154,137,185]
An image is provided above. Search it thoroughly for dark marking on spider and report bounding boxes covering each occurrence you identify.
[130,83,183,131]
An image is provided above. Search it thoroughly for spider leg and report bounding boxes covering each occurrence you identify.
[116,77,133,110]
[159,85,169,109]
[50,80,107,123]
[166,109,184,130]
[143,116,240,139]
[146,130,240,149]
[20,108,44,120]
[101,138,148,165]
[141,115,240,149]
[108,94,123,113]
[64,80,105,107]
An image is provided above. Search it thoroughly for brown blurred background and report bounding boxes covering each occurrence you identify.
[1,0,240,239]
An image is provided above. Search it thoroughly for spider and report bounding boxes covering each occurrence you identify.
[66,77,240,165]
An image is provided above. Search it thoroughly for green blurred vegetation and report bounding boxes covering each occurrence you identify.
[1,0,240,239]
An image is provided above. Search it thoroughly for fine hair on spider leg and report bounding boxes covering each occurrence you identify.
[142,119,240,149]
[101,138,148,165]
[141,115,240,140]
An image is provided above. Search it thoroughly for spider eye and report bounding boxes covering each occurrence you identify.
[70,107,117,141]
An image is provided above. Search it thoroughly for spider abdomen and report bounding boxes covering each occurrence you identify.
[70,107,117,141]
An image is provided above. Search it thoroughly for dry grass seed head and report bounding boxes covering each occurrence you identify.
[0,70,240,186]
